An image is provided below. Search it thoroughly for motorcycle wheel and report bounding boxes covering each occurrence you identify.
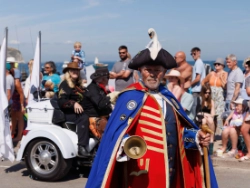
[24,138,72,181]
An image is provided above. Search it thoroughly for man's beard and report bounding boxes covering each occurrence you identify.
[144,77,160,90]
[120,56,127,61]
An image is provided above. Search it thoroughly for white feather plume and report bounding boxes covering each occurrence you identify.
[146,28,162,60]
[94,57,99,64]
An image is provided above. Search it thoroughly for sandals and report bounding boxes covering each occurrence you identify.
[239,156,250,162]
[226,150,238,158]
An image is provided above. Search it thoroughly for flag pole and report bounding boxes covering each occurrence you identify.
[3,27,8,91]
[38,31,41,89]
[37,31,41,102]
[4,27,8,121]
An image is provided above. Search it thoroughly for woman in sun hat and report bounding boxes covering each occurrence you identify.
[58,61,90,157]
[58,62,112,157]
[165,69,184,100]
[202,58,228,135]
[218,97,248,158]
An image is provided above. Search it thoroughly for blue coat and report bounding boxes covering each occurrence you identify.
[86,84,218,188]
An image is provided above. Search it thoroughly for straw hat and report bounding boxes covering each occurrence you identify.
[233,98,244,105]
[165,70,184,84]
[63,61,82,73]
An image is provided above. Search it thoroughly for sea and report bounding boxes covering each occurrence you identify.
[18,60,245,76]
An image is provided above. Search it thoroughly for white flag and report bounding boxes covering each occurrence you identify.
[0,36,15,162]
[28,36,40,102]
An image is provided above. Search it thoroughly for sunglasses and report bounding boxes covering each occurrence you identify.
[214,63,221,66]
[190,53,196,56]
[205,92,211,94]
[119,51,126,54]
[45,66,50,69]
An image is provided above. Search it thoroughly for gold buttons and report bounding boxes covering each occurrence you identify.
[168,132,170,136]
[170,168,173,172]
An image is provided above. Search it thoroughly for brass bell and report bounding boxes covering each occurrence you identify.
[124,135,147,159]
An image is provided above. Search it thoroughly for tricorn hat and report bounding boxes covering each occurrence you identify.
[90,67,109,80]
[93,57,108,70]
[63,61,82,73]
[128,28,177,70]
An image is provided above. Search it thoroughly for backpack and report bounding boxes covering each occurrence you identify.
[204,63,212,76]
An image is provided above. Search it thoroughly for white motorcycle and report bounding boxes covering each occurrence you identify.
[16,98,99,181]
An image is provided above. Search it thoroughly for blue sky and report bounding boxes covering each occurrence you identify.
[0,0,250,62]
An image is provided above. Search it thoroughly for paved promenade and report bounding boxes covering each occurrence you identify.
[212,138,250,169]
[1,139,250,188]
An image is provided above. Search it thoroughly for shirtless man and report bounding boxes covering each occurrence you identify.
[173,51,192,86]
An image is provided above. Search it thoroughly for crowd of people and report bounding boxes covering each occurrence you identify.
[97,44,250,161]
[5,38,250,164]
[164,48,250,161]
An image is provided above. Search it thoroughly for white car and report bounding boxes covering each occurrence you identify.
[16,98,99,181]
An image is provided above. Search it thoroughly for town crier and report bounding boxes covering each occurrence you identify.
[86,28,218,188]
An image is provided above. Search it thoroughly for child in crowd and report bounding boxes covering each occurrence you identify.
[71,41,86,73]
[218,98,247,157]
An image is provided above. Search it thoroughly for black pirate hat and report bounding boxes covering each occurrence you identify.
[90,67,109,80]
[128,28,177,70]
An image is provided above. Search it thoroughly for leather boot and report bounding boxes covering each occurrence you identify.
[78,145,91,157]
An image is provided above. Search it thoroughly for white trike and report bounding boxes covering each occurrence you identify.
[16,98,99,181]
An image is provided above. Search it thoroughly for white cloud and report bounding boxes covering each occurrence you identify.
[82,0,100,10]
[0,13,52,27]
[64,40,74,44]
[9,40,20,44]
[29,13,120,31]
